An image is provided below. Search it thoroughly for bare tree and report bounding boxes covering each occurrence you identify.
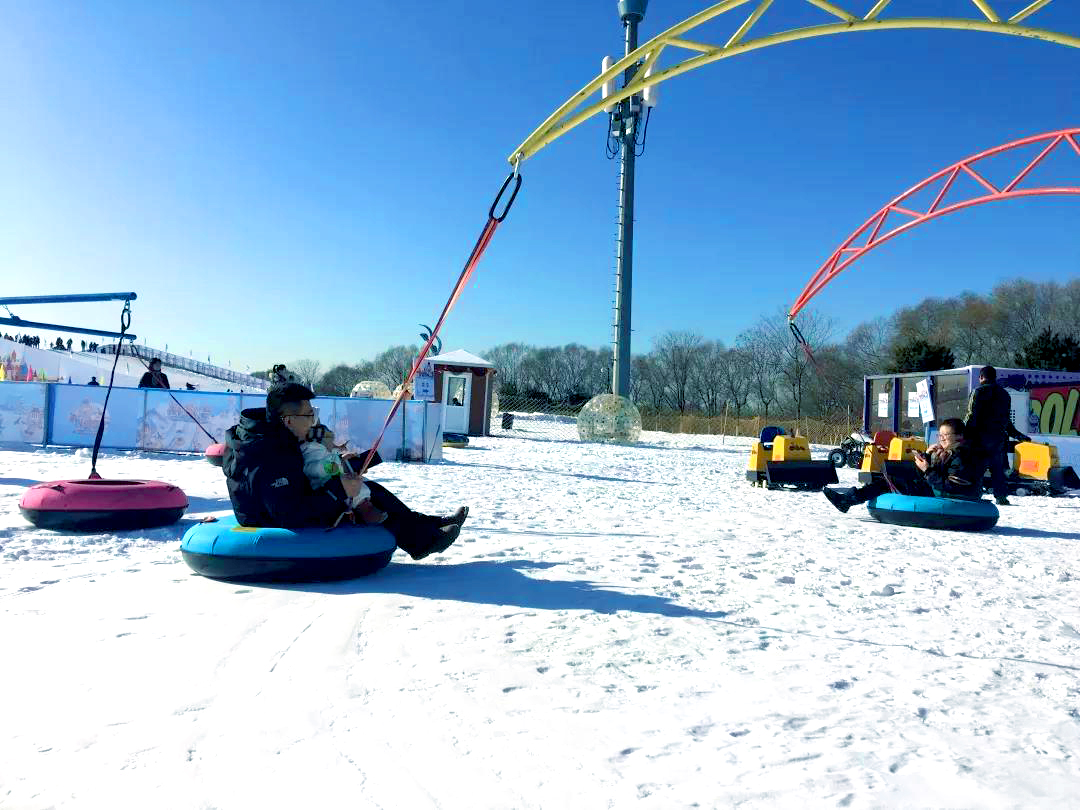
[738,325,779,421]
[485,342,533,394]
[318,364,367,396]
[947,293,996,365]
[373,345,418,390]
[555,344,593,400]
[844,315,894,374]
[631,354,666,410]
[762,309,833,421]
[894,297,952,348]
[1051,279,1080,338]
[652,331,704,413]
[688,340,727,417]
[291,358,322,389]
[584,346,613,396]
[991,279,1059,358]
[520,347,563,400]
[719,347,752,420]
[806,345,862,422]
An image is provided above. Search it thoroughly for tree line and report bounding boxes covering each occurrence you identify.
[257,277,1080,422]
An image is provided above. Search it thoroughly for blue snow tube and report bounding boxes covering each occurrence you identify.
[867,493,999,532]
[180,515,397,582]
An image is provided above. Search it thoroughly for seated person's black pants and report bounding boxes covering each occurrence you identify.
[850,472,934,504]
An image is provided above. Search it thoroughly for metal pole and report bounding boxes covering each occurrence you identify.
[612,1,646,397]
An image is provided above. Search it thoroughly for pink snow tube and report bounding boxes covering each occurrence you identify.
[205,442,226,467]
[20,479,189,532]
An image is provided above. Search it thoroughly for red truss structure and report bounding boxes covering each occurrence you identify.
[789,128,1080,320]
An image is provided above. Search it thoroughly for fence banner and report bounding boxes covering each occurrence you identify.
[0,382,47,444]
[318,397,397,456]
[0,381,443,460]
[240,394,266,414]
[51,385,143,449]
[422,402,443,460]
[142,390,242,452]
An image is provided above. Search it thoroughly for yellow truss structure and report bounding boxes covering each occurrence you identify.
[508,0,1080,167]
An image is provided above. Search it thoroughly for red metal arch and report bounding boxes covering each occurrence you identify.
[789,128,1080,320]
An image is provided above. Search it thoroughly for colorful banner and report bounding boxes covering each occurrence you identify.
[50,386,143,449]
[0,381,441,459]
[141,390,242,452]
[0,382,47,444]
[1029,385,1080,436]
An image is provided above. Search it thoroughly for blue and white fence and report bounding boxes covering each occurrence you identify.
[0,381,443,461]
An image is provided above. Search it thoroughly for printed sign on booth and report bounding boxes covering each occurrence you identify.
[915,380,935,424]
[877,392,890,418]
[413,358,435,402]
[1029,385,1080,436]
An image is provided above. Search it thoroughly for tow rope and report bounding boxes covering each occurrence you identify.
[358,170,521,475]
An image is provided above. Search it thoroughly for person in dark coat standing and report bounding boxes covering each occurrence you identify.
[222,375,468,561]
[965,365,1029,506]
[138,358,171,389]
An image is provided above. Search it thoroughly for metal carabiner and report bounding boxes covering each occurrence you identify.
[789,318,807,347]
[489,170,523,223]
[120,300,132,333]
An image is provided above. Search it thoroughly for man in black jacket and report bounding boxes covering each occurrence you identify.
[965,365,1029,506]
[822,418,980,513]
[223,379,467,561]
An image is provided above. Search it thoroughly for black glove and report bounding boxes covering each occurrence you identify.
[1018,434,1031,443]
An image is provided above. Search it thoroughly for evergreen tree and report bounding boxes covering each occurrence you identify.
[887,339,955,373]
[1014,328,1080,372]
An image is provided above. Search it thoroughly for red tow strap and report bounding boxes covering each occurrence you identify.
[358,172,521,475]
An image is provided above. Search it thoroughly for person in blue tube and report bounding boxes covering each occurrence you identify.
[822,418,980,513]
[223,366,468,561]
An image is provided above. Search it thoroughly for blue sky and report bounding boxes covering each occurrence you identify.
[3,0,1079,372]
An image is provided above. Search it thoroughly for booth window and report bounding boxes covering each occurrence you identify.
[899,376,923,436]
[448,377,465,407]
[868,377,893,434]
[933,373,969,421]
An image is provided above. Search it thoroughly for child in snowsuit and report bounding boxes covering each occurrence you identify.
[300,423,387,525]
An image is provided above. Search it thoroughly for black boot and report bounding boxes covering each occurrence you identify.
[438,506,469,528]
[413,523,461,561]
[823,487,856,514]
[386,515,461,561]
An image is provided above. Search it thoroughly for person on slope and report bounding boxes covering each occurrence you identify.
[965,365,1029,506]
[222,373,467,561]
[138,358,171,389]
[821,418,980,513]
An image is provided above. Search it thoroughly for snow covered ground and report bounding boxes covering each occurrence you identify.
[2,430,1079,809]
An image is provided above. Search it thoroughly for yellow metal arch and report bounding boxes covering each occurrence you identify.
[509,0,1080,166]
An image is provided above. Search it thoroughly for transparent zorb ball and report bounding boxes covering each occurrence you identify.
[350,380,392,399]
[576,394,641,444]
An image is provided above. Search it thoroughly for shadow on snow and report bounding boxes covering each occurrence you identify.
[285,558,729,620]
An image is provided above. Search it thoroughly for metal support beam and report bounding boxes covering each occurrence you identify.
[612,9,644,398]
[0,293,137,306]
[0,316,137,340]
